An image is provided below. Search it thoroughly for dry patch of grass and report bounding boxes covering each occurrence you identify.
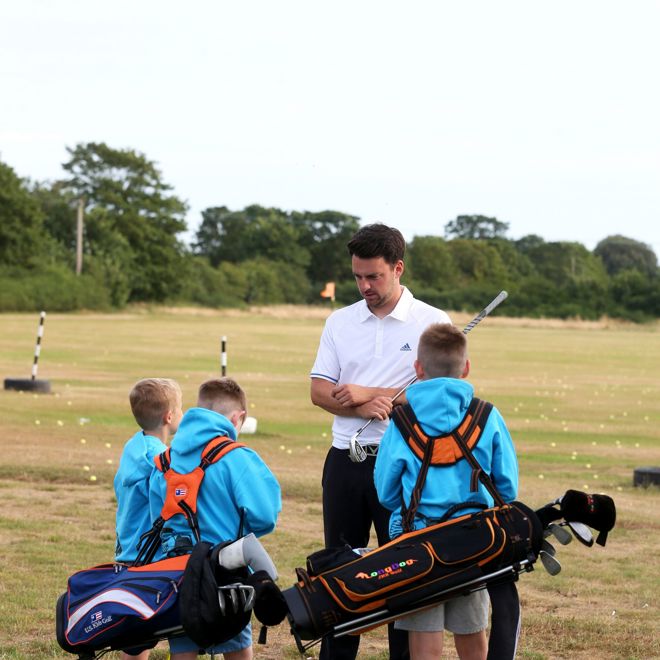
[0,309,659,659]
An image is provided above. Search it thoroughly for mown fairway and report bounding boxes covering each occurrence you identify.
[0,307,659,659]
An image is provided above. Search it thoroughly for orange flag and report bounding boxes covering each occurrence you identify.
[320,282,336,301]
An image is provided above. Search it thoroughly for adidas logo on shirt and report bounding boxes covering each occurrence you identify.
[400,343,412,351]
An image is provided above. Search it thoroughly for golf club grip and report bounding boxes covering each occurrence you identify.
[463,290,508,334]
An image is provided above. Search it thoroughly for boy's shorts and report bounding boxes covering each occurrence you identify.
[169,622,252,654]
[394,589,488,634]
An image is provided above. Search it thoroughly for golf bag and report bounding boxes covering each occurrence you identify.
[283,500,542,647]
[56,541,252,659]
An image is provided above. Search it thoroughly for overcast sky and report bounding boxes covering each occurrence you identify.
[2,1,659,257]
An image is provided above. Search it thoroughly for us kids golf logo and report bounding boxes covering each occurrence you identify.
[355,558,417,580]
[84,609,112,633]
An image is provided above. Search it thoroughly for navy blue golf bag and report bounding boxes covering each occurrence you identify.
[56,541,256,659]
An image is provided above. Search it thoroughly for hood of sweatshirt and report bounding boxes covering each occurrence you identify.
[406,377,474,435]
[169,407,237,470]
[115,431,166,488]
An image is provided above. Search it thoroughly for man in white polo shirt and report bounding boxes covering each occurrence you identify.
[310,223,450,660]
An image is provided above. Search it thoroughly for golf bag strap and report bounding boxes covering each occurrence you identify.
[134,437,245,566]
[450,415,507,509]
[157,436,246,525]
[392,398,500,533]
[393,397,490,467]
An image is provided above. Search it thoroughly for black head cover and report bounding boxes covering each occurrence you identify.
[560,490,616,546]
[180,541,251,648]
[534,503,564,529]
[247,570,289,626]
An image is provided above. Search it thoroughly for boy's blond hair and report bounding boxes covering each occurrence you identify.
[129,378,182,432]
[417,323,468,379]
[197,377,247,416]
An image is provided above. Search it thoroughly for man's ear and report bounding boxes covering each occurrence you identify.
[163,409,173,425]
[394,259,404,279]
[414,359,425,380]
[461,358,471,379]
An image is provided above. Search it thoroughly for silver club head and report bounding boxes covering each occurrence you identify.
[348,434,367,463]
[547,522,573,546]
[566,521,594,547]
[542,539,556,556]
[218,584,244,614]
[539,550,562,576]
[239,585,256,612]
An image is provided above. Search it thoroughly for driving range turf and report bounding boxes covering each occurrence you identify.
[0,307,658,659]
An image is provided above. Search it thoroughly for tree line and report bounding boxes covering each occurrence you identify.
[1,142,658,320]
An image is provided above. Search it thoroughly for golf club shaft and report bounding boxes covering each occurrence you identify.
[352,290,508,441]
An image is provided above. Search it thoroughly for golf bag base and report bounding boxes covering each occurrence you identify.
[283,501,542,652]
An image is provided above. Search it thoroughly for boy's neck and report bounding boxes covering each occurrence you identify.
[144,428,169,443]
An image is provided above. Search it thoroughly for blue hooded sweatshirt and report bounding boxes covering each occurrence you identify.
[374,377,518,539]
[148,407,281,558]
[114,430,167,561]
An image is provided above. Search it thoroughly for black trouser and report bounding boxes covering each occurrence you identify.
[320,447,410,660]
[487,581,521,660]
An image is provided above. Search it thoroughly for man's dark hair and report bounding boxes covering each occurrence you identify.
[347,223,405,265]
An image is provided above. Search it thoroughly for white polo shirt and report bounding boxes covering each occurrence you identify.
[311,287,450,449]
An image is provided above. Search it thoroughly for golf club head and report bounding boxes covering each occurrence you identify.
[219,583,241,614]
[566,521,594,547]
[547,522,573,546]
[239,585,256,612]
[539,549,562,576]
[542,539,556,556]
[348,434,367,463]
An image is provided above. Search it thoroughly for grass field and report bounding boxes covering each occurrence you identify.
[0,306,659,660]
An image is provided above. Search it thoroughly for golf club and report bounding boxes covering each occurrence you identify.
[545,522,573,546]
[539,549,562,576]
[566,521,594,547]
[542,539,556,556]
[348,290,509,462]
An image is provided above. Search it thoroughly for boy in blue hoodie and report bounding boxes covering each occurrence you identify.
[149,377,282,660]
[114,377,183,660]
[374,324,518,660]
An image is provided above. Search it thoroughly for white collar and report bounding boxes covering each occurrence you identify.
[358,286,413,323]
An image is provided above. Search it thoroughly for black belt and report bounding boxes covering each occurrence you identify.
[348,444,378,456]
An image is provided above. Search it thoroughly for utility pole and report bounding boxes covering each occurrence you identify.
[76,198,84,275]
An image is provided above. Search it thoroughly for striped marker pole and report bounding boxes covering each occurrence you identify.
[32,311,46,381]
[221,336,227,376]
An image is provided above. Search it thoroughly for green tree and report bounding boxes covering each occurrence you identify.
[445,239,509,286]
[291,210,360,284]
[194,205,310,270]
[515,234,545,255]
[444,215,509,240]
[61,142,188,302]
[0,161,47,268]
[406,235,456,290]
[519,241,610,318]
[594,235,658,277]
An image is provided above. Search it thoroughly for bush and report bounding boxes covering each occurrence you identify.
[176,257,247,308]
[0,265,111,311]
